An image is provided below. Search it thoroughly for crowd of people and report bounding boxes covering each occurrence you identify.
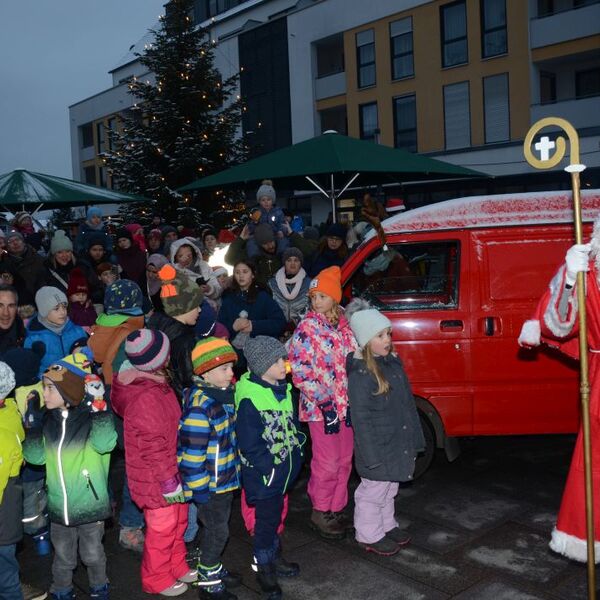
[0,181,424,600]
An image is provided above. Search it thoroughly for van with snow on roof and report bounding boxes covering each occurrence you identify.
[342,189,600,477]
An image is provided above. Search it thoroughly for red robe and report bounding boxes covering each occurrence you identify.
[525,262,600,563]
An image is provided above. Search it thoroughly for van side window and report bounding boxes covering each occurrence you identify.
[349,241,459,310]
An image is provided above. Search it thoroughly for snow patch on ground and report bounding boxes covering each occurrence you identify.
[392,547,458,578]
[424,497,521,531]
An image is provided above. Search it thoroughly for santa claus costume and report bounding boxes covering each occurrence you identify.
[519,219,600,563]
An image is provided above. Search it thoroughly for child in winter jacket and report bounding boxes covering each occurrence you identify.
[178,337,241,599]
[236,336,305,599]
[0,362,25,599]
[346,299,425,556]
[111,329,195,597]
[23,353,117,600]
[288,266,357,540]
[66,267,97,331]
[25,286,88,378]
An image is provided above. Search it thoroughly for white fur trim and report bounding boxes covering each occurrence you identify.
[543,266,578,339]
[549,527,600,563]
[518,320,541,347]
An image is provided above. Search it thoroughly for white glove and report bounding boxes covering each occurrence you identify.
[565,243,591,285]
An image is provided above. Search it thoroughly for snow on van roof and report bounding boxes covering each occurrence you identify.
[377,189,600,236]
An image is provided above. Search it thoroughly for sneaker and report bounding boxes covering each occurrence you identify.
[22,584,48,600]
[359,536,400,556]
[197,564,237,599]
[119,527,144,553]
[331,511,354,532]
[159,581,188,597]
[89,583,109,600]
[50,590,75,600]
[309,510,345,540]
[177,569,198,583]
[385,527,411,547]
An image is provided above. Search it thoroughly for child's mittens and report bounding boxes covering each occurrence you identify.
[319,400,340,435]
[160,476,186,504]
[24,393,45,430]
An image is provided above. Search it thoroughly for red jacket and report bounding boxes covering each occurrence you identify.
[111,366,181,509]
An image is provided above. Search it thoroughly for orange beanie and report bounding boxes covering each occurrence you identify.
[309,266,342,303]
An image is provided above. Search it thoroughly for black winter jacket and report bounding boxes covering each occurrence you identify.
[347,351,425,482]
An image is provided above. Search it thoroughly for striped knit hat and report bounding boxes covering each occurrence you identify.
[191,337,237,376]
[125,329,170,372]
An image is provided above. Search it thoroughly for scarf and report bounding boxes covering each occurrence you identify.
[274,267,306,300]
[38,315,68,336]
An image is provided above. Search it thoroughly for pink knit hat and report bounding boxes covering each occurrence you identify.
[125,329,170,372]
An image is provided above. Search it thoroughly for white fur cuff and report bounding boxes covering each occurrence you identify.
[550,527,600,563]
[518,320,541,347]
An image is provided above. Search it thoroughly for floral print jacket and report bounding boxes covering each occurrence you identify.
[288,310,357,422]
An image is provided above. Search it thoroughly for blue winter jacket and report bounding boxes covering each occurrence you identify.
[25,317,88,377]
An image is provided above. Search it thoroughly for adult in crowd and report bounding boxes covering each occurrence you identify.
[225,223,282,287]
[74,206,111,256]
[115,228,147,289]
[24,286,87,377]
[146,213,165,233]
[147,264,204,398]
[3,232,47,299]
[146,229,163,254]
[0,262,35,310]
[125,223,147,253]
[308,223,349,277]
[268,247,311,335]
[218,259,286,373]
[44,230,77,294]
[77,231,117,305]
[0,284,25,353]
[161,226,179,256]
[11,211,43,250]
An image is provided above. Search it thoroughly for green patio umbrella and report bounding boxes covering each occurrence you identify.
[0,169,150,211]
[179,132,487,220]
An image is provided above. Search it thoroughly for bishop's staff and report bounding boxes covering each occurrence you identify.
[524,117,595,598]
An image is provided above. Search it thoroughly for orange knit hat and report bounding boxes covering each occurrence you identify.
[309,266,342,303]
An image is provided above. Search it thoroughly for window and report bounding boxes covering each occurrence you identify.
[319,105,347,135]
[315,34,345,78]
[349,241,460,311]
[106,118,117,151]
[83,165,96,185]
[193,0,242,23]
[98,166,106,188]
[537,0,553,16]
[483,73,509,143]
[359,102,378,142]
[96,122,105,153]
[393,95,417,152]
[80,123,93,149]
[443,81,471,149]
[441,1,468,67]
[356,29,376,88]
[390,18,414,80]
[576,68,600,99]
[540,71,556,104]
[481,0,507,58]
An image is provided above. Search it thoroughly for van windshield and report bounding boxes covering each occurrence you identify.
[349,241,459,310]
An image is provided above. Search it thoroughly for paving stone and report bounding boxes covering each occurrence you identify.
[549,569,589,600]
[451,579,552,599]
[512,508,558,534]
[403,515,477,555]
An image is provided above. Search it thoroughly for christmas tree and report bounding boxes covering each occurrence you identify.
[104,0,246,225]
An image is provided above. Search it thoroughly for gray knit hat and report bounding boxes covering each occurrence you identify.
[35,286,68,318]
[254,223,275,246]
[282,247,303,265]
[243,335,287,377]
[50,230,73,254]
[345,298,392,348]
[0,361,16,399]
[256,180,276,203]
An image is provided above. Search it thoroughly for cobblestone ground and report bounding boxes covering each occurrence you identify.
[19,434,592,599]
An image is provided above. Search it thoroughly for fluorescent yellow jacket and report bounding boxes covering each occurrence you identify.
[0,399,25,503]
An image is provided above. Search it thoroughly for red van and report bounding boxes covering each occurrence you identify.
[341,189,600,476]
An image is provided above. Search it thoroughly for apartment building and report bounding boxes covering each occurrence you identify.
[69,0,600,219]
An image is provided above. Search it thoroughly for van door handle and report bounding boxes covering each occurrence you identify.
[484,317,494,336]
[440,319,463,331]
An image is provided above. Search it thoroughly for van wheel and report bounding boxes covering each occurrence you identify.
[414,414,435,479]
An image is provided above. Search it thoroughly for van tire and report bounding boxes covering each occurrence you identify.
[414,413,436,479]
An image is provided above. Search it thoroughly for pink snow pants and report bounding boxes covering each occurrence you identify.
[141,503,190,594]
[307,421,354,513]
[240,489,289,536]
[354,478,399,544]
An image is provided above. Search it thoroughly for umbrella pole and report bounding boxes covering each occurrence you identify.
[331,174,336,223]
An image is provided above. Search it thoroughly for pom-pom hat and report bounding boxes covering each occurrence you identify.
[191,337,237,375]
[256,179,276,203]
[50,230,73,255]
[158,264,204,317]
[67,267,89,297]
[0,361,16,400]
[345,298,392,348]
[125,329,170,372]
[309,266,342,304]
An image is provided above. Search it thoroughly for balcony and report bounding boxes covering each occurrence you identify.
[315,71,346,100]
[531,95,600,129]
[530,2,600,49]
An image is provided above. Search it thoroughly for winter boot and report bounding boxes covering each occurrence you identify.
[358,536,399,556]
[197,563,238,600]
[50,589,75,600]
[309,509,345,540]
[254,562,282,600]
[33,531,51,556]
[331,510,354,532]
[385,527,411,547]
[89,583,110,600]
[273,537,299,578]
[21,583,47,600]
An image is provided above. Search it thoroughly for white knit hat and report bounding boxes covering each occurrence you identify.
[0,361,16,399]
[346,298,392,348]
